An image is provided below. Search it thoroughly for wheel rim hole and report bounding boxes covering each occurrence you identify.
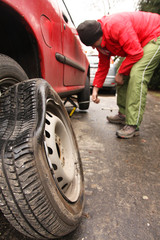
[45,130,50,138]
[45,119,50,125]
[62,183,68,190]
[57,177,63,182]
[52,164,57,170]
[48,146,53,155]
[46,112,52,118]
[56,143,60,158]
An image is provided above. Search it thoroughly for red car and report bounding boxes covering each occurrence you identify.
[0,0,89,239]
[0,0,90,109]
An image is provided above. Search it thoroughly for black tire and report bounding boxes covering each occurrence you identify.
[0,79,84,239]
[78,76,90,110]
[0,54,28,93]
[107,87,116,95]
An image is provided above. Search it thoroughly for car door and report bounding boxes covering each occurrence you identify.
[57,0,87,86]
[40,0,64,91]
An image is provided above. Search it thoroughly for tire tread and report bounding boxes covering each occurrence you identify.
[0,80,74,239]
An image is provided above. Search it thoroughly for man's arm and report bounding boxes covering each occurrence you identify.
[93,51,110,88]
[92,86,100,103]
[92,51,110,103]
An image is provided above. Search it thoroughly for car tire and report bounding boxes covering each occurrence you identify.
[110,87,116,95]
[0,79,84,239]
[0,54,28,93]
[78,76,90,110]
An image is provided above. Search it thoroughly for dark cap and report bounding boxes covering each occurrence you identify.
[77,20,102,46]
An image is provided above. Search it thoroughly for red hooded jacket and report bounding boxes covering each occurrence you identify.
[93,11,160,88]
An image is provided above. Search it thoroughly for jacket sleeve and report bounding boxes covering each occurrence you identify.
[93,51,110,88]
[110,20,144,75]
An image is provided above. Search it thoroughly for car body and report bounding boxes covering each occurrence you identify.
[0,0,89,238]
[87,53,116,93]
[0,0,90,106]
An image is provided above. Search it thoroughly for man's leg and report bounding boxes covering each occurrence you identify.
[126,37,160,127]
[107,71,129,124]
[117,75,129,115]
[117,37,160,138]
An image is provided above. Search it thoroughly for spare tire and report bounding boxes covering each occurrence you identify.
[0,79,84,239]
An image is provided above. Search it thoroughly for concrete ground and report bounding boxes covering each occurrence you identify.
[0,91,160,240]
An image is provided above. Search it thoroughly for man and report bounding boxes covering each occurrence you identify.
[77,11,160,139]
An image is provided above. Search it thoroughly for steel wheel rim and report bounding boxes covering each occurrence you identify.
[44,111,81,203]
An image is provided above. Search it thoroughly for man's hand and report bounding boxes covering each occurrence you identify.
[115,73,124,85]
[92,86,100,104]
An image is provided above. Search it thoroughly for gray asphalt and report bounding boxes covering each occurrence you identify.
[61,91,160,240]
[0,91,160,240]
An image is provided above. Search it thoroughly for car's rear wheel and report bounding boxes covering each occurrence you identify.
[78,76,90,110]
[0,79,84,239]
[0,54,28,94]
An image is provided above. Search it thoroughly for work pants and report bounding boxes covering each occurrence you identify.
[117,36,160,127]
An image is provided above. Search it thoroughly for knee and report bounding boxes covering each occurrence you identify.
[130,64,140,79]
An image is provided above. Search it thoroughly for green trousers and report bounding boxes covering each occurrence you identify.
[117,36,160,127]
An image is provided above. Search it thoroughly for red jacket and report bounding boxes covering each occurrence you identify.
[93,11,160,88]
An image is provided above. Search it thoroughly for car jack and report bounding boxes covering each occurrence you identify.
[64,96,78,118]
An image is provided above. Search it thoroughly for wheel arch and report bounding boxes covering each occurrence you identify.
[0,1,41,79]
